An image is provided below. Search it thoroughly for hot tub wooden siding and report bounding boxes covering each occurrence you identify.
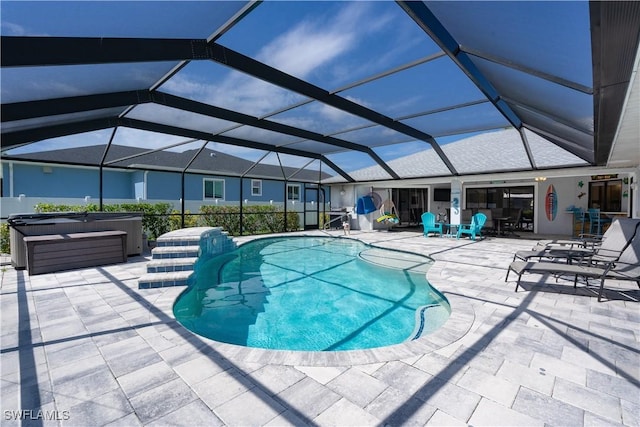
[23,231,127,275]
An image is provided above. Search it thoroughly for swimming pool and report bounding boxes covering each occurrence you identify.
[173,236,450,351]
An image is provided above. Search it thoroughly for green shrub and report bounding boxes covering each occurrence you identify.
[168,210,199,231]
[33,201,173,240]
[0,223,10,255]
[29,202,300,239]
[199,205,299,236]
[200,205,241,235]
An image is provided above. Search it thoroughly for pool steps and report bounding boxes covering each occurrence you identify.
[138,227,236,289]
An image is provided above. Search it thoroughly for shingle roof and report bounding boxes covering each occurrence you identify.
[5,144,331,182]
[325,129,588,183]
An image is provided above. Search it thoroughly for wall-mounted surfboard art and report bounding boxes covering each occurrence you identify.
[545,184,558,221]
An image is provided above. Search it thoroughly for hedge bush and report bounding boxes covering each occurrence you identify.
[35,202,173,240]
[32,202,300,240]
[0,223,9,255]
[199,205,299,236]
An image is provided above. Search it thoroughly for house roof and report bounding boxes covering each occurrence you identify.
[1,1,639,184]
[329,128,590,183]
[3,144,330,182]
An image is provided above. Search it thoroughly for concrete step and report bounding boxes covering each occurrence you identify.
[156,237,201,247]
[151,245,200,259]
[146,257,199,273]
[138,270,193,289]
[138,227,235,289]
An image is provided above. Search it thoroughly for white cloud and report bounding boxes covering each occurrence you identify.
[258,21,354,79]
[1,20,27,35]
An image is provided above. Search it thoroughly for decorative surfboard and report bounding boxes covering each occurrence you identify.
[545,184,558,221]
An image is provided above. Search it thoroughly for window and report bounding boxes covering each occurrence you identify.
[466,186,534,227]
[589,180,622,212]
[251,179,262,196]
[287,184,300,201]
[204,178,224,200]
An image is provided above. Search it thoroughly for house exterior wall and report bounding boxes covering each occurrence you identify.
[331,170,635,236]
[145,171,182,201]
[3,162,133,199]
[1,161,330,220]
[535,178,573,235]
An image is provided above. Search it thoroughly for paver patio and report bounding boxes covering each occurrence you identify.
[1,229,638,426]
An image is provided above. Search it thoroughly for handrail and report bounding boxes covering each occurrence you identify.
[323,214,348,230]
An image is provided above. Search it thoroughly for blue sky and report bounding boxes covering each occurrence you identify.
[1,1,593,175]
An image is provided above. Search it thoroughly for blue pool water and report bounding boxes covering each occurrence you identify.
[174,236,450,351]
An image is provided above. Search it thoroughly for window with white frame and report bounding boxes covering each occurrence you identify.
[204,178,224,200]
[251,179,262,196]
[287,184,301,201]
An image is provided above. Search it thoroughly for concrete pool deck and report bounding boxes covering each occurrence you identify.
[1,229,638,426]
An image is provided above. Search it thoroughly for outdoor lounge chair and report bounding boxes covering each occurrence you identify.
[512,218,640,263]
[506,230,640,302]
[588,218,640,264]
[421,212,443,237]
[457,212,487,240]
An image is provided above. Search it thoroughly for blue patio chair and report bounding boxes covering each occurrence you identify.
[588,208,612,236]
[572,208,586,237]
[421,212,443,237]
[457,212,487,240]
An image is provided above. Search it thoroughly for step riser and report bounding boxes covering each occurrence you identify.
[147,264,194,273]
[157,240,200,247]
[152,251,199,259]
[138,278,190,289]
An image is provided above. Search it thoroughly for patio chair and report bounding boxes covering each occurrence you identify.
[478,209,495,235]
[588,208,612,236]
[506,228,640,302]
[571,208,587,237]
[503,208,522,235]
[456,212,487,240]
[421,212,443,237]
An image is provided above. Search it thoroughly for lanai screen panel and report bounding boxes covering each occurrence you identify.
[524,129,589,168]
[0,1,248,38]
[516,106,594,159]
[403,103,509,138]
[374,141,450,178]
[1,63,178,104]
[125,104,237,136]
[106,139,207,172]
[250,152,321,182]
[220,126,306,147]
[3,130,115,164]
[441,128,532,174]
[424,0,594,161]
[217,1,443,90]
[1,107,126,135]
[104,128,196,166]
[192,142,272,172]
[282,140,351,156]
[269,102,375,137]
[425,1,593,88]
[472,57,593,136]
[326,151,393,181]
[339,57,487,121]
[334,126,414,148]
[159,61,308,118]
